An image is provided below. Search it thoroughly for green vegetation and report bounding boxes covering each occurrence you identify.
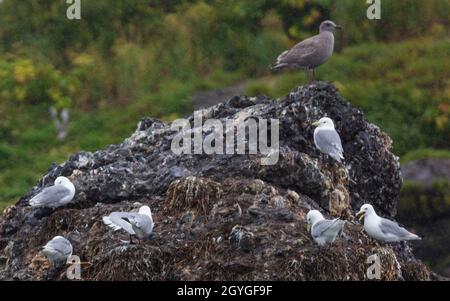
[0,0,449,210]
[401,149,450,165]
[399,180,450,222]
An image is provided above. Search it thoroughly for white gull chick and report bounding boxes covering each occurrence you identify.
[312,117,344,163]
[356,204,421,242]
[42,236,73,265]
[103,205,154,243]
[306,210,346,247]
[29,176,76,208]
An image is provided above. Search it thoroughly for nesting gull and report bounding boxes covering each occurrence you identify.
[271,20,341,80]
[313,117,344,163]
[356,204,421,242]
[306,210,346,246]
[29,176,76,208]
[42,236,73,264]
[103,205,155,242]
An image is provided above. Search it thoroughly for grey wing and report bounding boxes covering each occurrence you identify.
[29,185,71,207]
[314,219,345,239]
[276,36,320,65]
[105,212,136,235]
[45,238,72,256]
[312,219,339,238]
[124,214,153,234]
[379,218,415,238]
[314,129,343,156]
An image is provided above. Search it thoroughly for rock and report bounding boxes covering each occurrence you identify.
[401,158,450,186]
[398,159,450,278]
[229,225,255,252]
[0,82,431,280]
[164,176,222,218]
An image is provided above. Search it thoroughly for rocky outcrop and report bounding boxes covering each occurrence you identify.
[0,82,432,280]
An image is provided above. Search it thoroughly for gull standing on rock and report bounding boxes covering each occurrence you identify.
[356,204,421,243]
[42,236,73,265]
[103,205,155,243]
[306,210,346,246]
[313,117,344,163]
[271,20,342,80]
[29,176,76,208]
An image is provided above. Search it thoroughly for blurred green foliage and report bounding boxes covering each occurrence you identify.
[401,149,450,164]
[0,58,78,108]
[0,0,449,210]
[400,180,450,222]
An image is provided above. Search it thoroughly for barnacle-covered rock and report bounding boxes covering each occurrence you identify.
[0,82,432,280]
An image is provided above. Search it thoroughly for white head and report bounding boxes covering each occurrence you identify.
[356,204,376,221]
[54,176,72,186]
[312,117,335,129]
[319,20,342,33]
[139,205,152,218]
[306,210,325,232]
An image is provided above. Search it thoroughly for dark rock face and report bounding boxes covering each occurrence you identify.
[0,82,431,280]
[399,159,450,278]
[401,159,450,186]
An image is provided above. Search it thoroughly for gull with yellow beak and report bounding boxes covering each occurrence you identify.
[312,117,344,163]
[356,204,421,243]
[306,210,346,247]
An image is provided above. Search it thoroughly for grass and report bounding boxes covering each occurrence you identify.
[401,148,450,164]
